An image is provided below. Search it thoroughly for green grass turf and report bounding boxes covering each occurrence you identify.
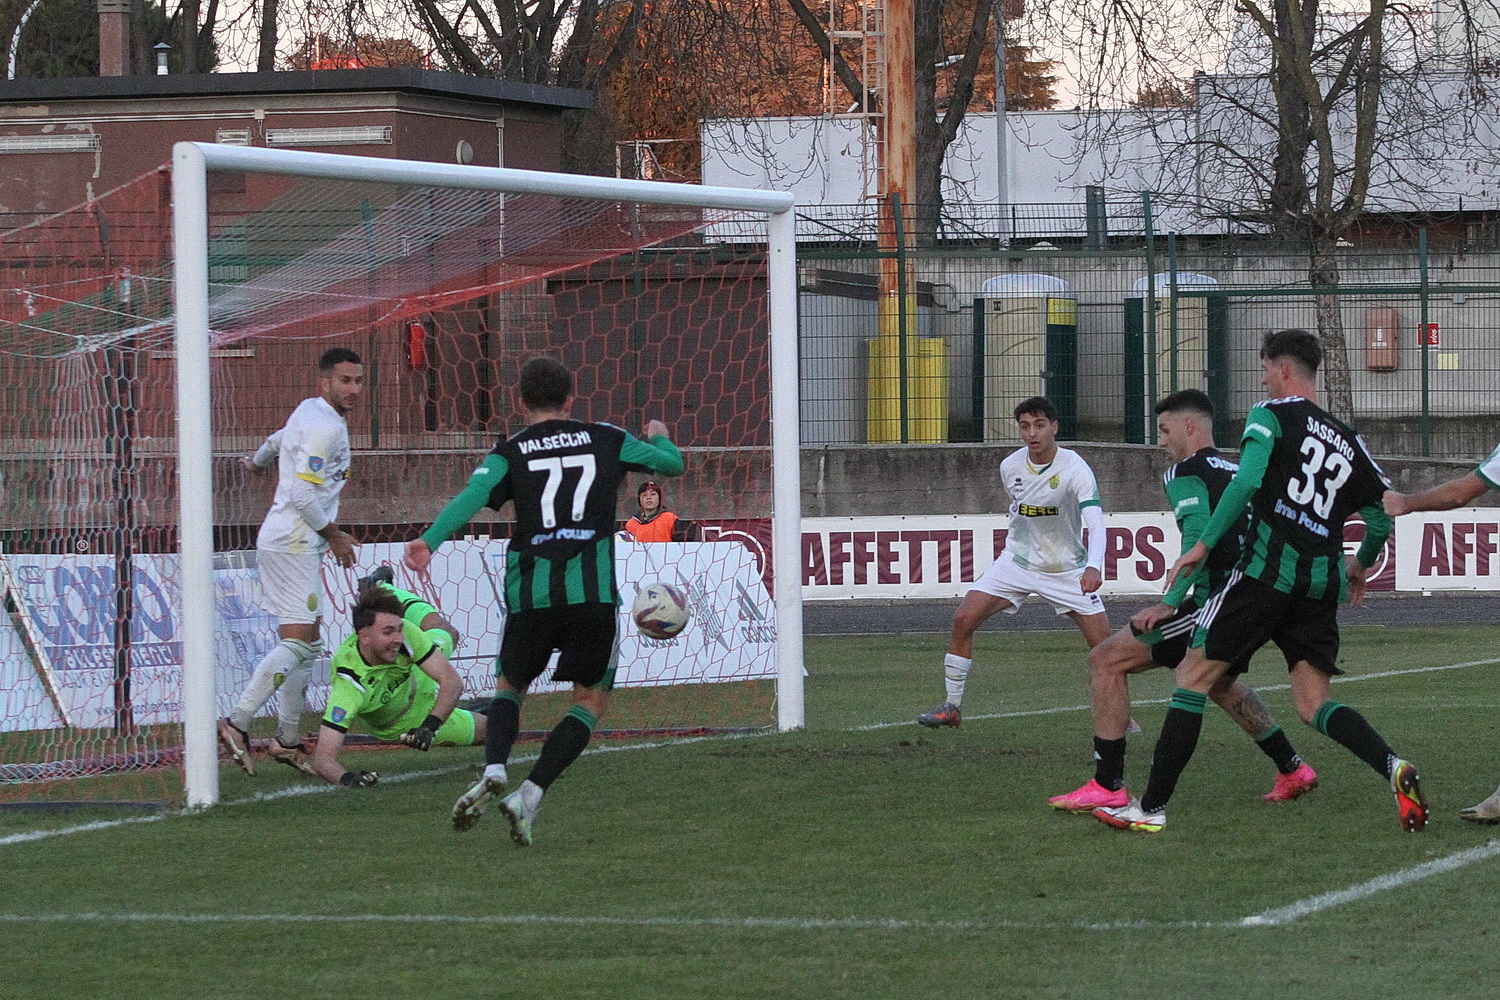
[3,623,1500,999]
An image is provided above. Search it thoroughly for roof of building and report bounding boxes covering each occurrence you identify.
[0,68,593,111]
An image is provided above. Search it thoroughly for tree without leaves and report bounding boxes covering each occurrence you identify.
[782,0,1058,243]
[1021,0,1500,420]
[592,0,1053,184]
[258,0,278,71]
[357,0,1053,196]
[1,0,218,76]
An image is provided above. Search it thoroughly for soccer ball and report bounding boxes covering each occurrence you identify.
[632,581,690,639]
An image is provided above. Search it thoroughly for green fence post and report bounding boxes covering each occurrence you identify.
[1143,192,1158,408]
[1124,296,1145,444]
[1419,228,1431,457]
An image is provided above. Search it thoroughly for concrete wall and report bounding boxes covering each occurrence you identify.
[799,442,1495,518]
[0,442,1484,548]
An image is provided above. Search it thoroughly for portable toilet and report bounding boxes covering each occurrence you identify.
[1124,272,1225,443]
[973,274,1077,440]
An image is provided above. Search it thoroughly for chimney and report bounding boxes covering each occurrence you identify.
[97,0,131,76]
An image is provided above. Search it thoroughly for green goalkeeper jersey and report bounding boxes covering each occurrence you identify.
[323,618,440,737]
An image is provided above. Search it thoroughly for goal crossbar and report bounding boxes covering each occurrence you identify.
[170,142,803,808]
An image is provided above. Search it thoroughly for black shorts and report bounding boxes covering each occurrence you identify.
[1131,599,1249,675]
[1194,572,1343,676]
[498,604,619,691]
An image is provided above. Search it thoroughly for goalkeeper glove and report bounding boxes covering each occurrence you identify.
[339,770,379,787]
[401,714,444,752]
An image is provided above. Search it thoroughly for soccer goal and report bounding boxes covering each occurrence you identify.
[0,142,802,810]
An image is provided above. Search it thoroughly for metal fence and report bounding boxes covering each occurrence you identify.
[794,211,1500,460]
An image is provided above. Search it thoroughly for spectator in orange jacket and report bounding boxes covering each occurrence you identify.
[623,481,699,542]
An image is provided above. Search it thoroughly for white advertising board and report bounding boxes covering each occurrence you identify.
[800,513,1177,601]
[1393,508,1500,591]
[0,540,776,732]
[799,512,1398,600]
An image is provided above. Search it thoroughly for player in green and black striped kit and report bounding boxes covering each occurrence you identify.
[1048,389,1316,814]
[1096,329,1429,834]
[404,357,683,844]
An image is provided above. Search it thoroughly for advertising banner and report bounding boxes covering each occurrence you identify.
[1393,508,1500,591]
[0,540,776,732]
[797,513,1396,601]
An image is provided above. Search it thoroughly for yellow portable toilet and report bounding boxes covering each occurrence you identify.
[974,273,1077,440]
[1125,272,1222,443]
[1131,272,1218,394]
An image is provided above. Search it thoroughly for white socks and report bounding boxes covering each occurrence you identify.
[943,653,972,706]
[230,637,322,743]
[515,779,544,813]
[275,656,315,746]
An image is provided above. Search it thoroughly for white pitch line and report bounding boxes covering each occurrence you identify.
[856,704,1094,730]
[1239,838,1500,926]
[0,734,734,848]
[858,656,1500,731]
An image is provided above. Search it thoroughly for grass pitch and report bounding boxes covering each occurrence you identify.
[4,623,1500,999]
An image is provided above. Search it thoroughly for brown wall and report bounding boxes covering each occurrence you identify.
[0,77,578,220]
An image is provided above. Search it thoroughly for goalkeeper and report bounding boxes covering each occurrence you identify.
[309,585,485,787]
[356,563,460,658]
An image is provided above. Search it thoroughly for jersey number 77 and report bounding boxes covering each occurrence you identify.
[529,455,597,527]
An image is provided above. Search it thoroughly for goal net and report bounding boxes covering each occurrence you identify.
[0,145,801,809]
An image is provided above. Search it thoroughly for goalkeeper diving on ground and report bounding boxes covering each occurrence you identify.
[307,582,487,788]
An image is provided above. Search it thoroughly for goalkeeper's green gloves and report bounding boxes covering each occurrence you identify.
[400,715,443,752]
[339,770,379,787]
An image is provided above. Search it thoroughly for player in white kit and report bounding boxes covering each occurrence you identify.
[917,396,1110,728]
[1384,440,1500,822]
[217,347,364,776]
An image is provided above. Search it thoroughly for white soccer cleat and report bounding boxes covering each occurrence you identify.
[1093,797,1166,833]
[217,718,256,777]
[452,768,506,832]
[499,788,539,847]
[1460,788,1500,825]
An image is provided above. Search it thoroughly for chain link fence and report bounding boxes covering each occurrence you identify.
[795,203,1500,460]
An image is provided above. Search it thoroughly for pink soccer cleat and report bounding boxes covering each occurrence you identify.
[1049,778,1129,813]
[1264,762,1319,802]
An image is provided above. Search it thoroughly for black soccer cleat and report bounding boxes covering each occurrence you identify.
[357,564,395,590]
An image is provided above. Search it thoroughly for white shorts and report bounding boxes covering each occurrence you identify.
[255,548,325,625]
[970,554,1106,617]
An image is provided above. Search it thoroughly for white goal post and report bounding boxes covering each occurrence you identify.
[170,141,804,809]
